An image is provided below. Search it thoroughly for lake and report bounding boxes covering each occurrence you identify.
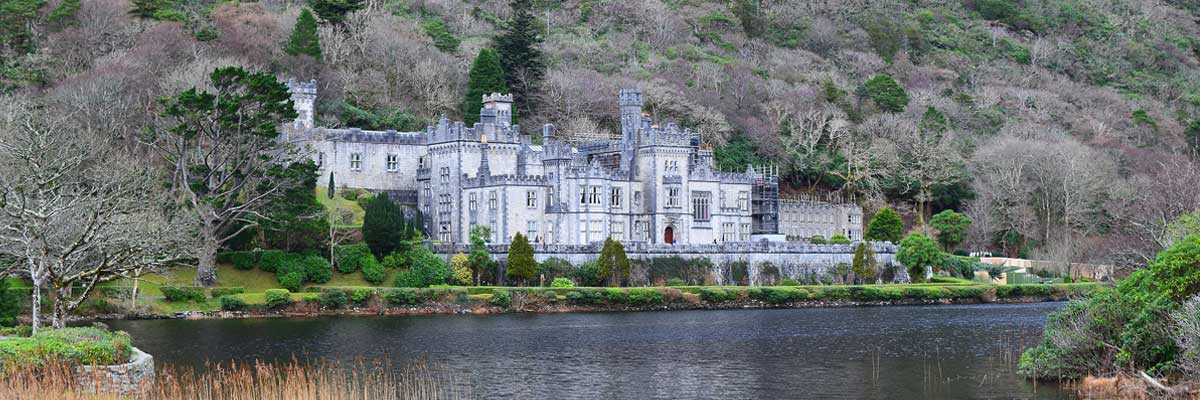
[107,302,1071,399]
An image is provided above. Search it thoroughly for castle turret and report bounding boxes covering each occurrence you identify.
[481,93,513,127]
[619,88,643,175]
[287,79,317,129]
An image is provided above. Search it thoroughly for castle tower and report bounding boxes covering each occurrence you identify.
[287,79,317,130]
[481,93,513,127]
[619,88,643,174]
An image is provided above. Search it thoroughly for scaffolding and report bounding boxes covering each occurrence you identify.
[749,165,780,235]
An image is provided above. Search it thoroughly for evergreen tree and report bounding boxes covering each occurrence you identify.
[861,74,909,112]
[310,0,364,26]
[259,161,330,251]
[0,0,45,55]
[469,225,492,285]
[47,0,80,29]
[929,209,973,252]
[286,8,322,59]
[461,48,508,125]
[897,233,942,283]
[327,172,335,199]
[865,207,905,243]
[493,0,544,118]
[362,193,405,259]
[851,243,878,284]
[128,0,164,19]
[0,278,19,326]
[596,238,630,287]
[506,232,537,285]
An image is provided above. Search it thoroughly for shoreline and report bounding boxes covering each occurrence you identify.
[85,295,1072,322]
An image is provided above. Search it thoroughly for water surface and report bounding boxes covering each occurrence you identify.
[109,303,1069,399]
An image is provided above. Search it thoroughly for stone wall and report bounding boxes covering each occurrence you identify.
[433,241,898,285]
[73,346,155,397]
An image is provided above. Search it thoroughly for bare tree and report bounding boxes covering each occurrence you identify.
[0,99,194,332]
[875,114,964,228]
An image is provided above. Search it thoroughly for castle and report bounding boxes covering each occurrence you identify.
[286,80,862,247]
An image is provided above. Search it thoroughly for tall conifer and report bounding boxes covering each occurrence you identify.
[461,48,508,125]
[286,9,322,59]
[493,0,544,118]
[506,232,537,286]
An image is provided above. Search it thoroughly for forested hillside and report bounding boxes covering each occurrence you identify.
[2,0,1198,268]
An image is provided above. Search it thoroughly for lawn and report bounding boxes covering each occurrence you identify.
[316,186,365,227]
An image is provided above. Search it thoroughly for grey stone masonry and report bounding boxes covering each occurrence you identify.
[73,346,155,397]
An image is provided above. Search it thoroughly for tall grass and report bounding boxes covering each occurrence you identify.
[0,357,465,400]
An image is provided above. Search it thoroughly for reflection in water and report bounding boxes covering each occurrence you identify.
[109,303,1072,399]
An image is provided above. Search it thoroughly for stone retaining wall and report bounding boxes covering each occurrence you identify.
[74,346,155,397]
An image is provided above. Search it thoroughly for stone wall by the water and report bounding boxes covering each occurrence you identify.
[432,241,899,285]
[73,346,155,396]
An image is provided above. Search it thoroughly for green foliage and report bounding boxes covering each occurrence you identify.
[286,9,322,59]
[449,253,472,285]
[862,74,909,113]
[596,238,630,287]
[506,232,537,284]
[713,134,758,172]
[210,287,245,298]
[468,225,493,284]
[493,0,544,116]
[334,243,372,273]
[219,295,247,311]
[828,234,852,244]
[259,161,329,252]
[1147,234,1200,301]
[128,0,163,19]
[265,289,292,309]
[362,194,410,259]
[278,271,305,292]
[46,0,79,29]
[865,207,904,243]
[461,48,508,125]
[929,210,972,252]
[778,278,800,286]
[639,257,712,286]
[382,288,418,305]
[360,255,386,285]
[319,288,348,309]
[219,251,259,271]
[310,0,364,26]
[161,286,207,302]
[700,288,739,303]
[551,278,575,288]
[809,235,827,244]
[0,328,132,367]
[852,243,878,283]
[421,16,459,53]
[392,245,448,288]
[490,289,511,307]
[667,278,686,286]
[0,279,20,326]
[336,101,424,131]
[897,233,942,282]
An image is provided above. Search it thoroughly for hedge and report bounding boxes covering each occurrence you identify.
[265,289,291,309]
[319,289,348,309]
[217,251,259,271]
[161,286,206,302]
[220,295,247,311]
[210,287,245,298]
[334,244,372,273]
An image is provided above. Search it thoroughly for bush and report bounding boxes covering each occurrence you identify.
[627,288,664,305]
[351,288,373,304]
[219,251,259,270]
[0,279,19,326]
[700,288,737,303]
[334,243,372,273]
[551,278,575,288]
[220,295,247,311]
[161,286,206,302]
[490,290,511,307]
[265,289,292,309]
[666,278,686,286]
[383,288,418,305]
[0,327,132,366]
[565,289,602,305]
[258,250,289,273]
[778,278,800,286]
[392,246,448,288]
[301,255,332,284]
[319,289,348,309]
[604,288,628,303]
[278,271,305,292]
[361,255,386,285]
[210,287,245,298]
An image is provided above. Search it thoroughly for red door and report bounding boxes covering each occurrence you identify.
[664,226,674,244]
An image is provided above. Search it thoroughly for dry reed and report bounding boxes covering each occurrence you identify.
[0,357,466,400]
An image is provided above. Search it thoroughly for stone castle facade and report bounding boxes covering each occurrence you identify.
[286,80,861,247]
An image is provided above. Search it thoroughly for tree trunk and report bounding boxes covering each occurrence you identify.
[131,273,139,309]
[194,228,220,287]
[51,286,68,329]
[30,280,42,335]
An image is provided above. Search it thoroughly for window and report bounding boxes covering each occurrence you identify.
[546,223,555,244]
[386,154,398,171]
[589,219,604,238]
[740,223,751,241]
[633,191,642,207]
[439,224,451,241]
[722,223,735,242]
[316,152,324,167]
[527,221,538,240]
[610,222,624,239]
[665,160,680,173]
[418,156,425,169]
[666,187,680,207]
[488,191,498,210]
[737,191,749,211]
[579,185,587,205]
[468,193,477,211]
[610,187,622,207]
[350,153,362,170]
[692,192,711,221]
[440,167,450,183]
[634,221,646,241]
[589,186,601,205]
[526,191,538,208]
[548,187,555,206]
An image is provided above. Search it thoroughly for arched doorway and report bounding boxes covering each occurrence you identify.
[663,226,674,244]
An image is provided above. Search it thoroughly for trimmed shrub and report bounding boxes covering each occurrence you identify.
[361,255,386,285]
[220,295,247,311]
[161,286,206,302]
[903,286,951,299]
[627,288,664,305]
[210,287,245,298]
[383,288,419,305]
[666,278,686,286]
[551,278,575,288]
[219,251,259,270]
[490,290,511,307]
[779,278,800,286]
[258,250,289,273]
[565,289,603,305]
[700,288,737,303]
[351,288,373,304]
[278,271,305,292]
[301,254,332,284]
[334,244,372,273]
[319,289,348,309]
[265,289,292,309]
[948,286,986,299]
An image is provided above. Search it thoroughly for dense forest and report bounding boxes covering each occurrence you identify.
[2,0,1198,269]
